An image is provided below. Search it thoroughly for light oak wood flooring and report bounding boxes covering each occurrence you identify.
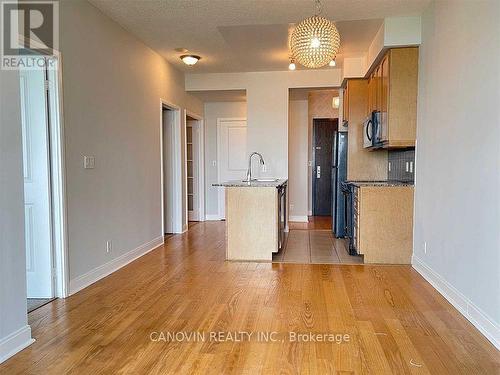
[2,222,498,374]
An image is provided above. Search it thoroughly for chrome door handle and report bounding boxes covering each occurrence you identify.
[316,165,321,178]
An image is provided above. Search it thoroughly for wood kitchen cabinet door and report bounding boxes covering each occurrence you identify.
[386,47,419,148]
[380,53,389,142]
[375,65,382,113]
[366,47,418,149]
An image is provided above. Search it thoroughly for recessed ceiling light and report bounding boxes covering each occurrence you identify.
[180,55,201,66]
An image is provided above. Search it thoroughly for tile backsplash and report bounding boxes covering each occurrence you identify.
[388,149,415,182]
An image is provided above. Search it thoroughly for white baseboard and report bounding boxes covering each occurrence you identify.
[69,236,164,295]
[0,325,34,364]
[289,215,308,222]
[205,214,222,221]
[412,255,500,350]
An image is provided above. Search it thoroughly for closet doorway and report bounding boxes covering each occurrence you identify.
[185,113,204,222]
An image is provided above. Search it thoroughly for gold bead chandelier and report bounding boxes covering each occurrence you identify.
[290,0,340,68]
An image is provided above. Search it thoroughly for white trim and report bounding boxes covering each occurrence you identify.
[289,215,309,222]
[47,54,70,298]
[205,214,222,221]
[308,210,312,216]
[216,118,247,219]
[412,255,500,350]
[160,100,183,234]
[0,325,35,364]
[69,236,164,295]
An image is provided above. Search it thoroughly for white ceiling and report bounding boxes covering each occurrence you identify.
[88,0,430,73]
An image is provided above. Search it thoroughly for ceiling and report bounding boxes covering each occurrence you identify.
[88,0,430,73]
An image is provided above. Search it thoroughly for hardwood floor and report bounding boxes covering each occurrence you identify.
[2,222,498,374]
[289,216,333,230]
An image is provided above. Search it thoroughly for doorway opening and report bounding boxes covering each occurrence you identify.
[161,102,184,235]
[20,56,68,311]
[185,113,204,223]
[279,88,361,264]
[312,118,337,219]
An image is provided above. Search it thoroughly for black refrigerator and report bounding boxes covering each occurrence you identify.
[332,131,348,237]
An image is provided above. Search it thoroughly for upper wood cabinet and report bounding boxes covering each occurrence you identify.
[372,47,419,148]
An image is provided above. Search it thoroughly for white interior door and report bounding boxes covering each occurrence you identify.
[20,67,54,298]
[217,119,247,219]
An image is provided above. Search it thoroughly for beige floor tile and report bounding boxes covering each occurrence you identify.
[311,256,341,264]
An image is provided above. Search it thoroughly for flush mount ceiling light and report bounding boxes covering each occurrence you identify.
[290,0,340,68]
[180,54,201,66]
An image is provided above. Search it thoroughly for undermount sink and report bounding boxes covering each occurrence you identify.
[257,178,279,182]
[241,178,279,183]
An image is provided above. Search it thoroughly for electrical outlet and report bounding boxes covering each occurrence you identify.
[424,241,427,254]
[106,240,112,253]
[84,155,95,169]
[212,160,216,167]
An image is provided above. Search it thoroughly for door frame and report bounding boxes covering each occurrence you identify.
[160,100,184,234]
[19,42,70,298]
[185,111,205,222]
[48,54,70,298]
[216,117,247,220]
[311,117,336,216]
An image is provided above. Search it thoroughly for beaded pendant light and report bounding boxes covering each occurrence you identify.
[290,0,340,68]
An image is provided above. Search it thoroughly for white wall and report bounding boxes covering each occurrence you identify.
[288,100,309,220]
[413,0,500,348]
[187,69,342,179]
[59,1,202,284]
[204,101,247,217]
[0,70,33,362]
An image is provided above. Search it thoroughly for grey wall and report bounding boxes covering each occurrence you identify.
[0,69,31,360]
[59,0,202,280]
[204,101,247,216]
[413,0,500,337]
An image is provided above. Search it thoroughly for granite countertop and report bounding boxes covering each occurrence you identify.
[346,180,414,187]
[213,179,287,188]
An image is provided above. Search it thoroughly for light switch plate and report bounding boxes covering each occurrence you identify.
[84,156,95,169]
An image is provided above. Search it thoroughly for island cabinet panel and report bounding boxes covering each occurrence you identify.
[226,187,278,261]
[358,186,414,264]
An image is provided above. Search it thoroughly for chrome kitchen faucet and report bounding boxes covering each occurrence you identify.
[245,152,265,182]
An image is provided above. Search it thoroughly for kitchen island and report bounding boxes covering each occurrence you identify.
[213,179,287,261]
